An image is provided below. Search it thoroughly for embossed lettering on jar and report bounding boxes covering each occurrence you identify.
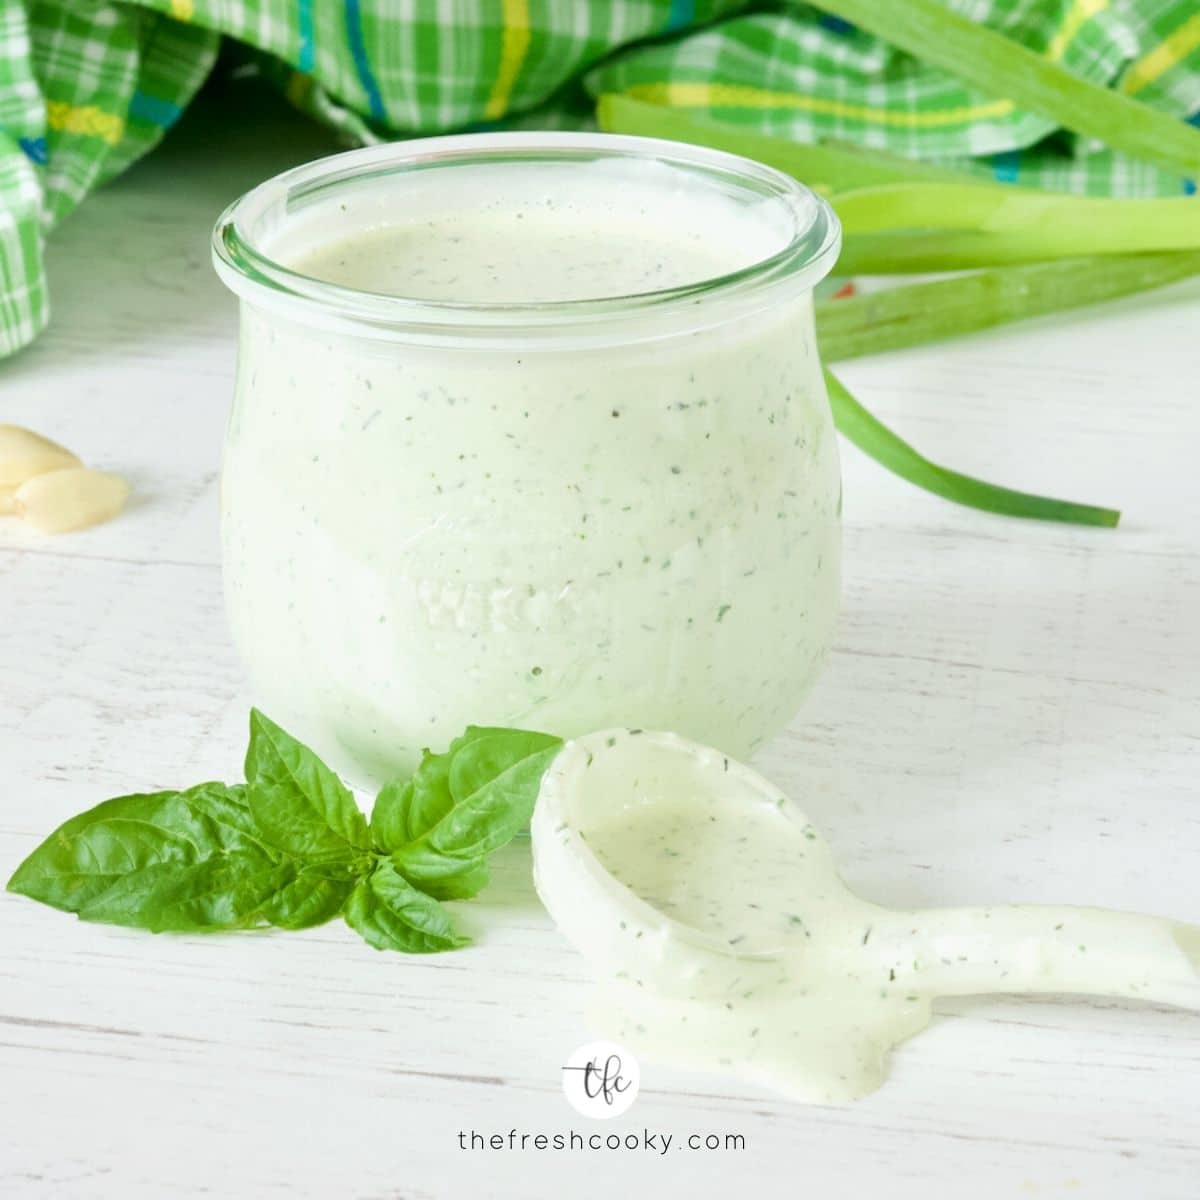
[213,133,842,787]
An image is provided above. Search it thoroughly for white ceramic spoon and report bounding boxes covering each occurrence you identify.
[531,729,1200,1104]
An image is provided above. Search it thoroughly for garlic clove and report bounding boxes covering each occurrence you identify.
[14,467,130,534]
[0,424,82,489]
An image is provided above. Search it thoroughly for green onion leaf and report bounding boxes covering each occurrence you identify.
[801,0,1200,179]
[819,252,1200,361]
[839,229,1200,273]
[835,183,1200,246]
[601,97,1200,271]
[824,369,1120,528]
[832,183,1200,271]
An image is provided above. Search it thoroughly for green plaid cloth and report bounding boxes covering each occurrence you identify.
[3,0,1199,357]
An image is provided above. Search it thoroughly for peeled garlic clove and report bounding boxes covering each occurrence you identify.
[0,424,82,489]
[15,467,130,534]
[0,487,14,515]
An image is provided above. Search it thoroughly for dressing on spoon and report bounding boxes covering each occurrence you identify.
[530,729,1200,1105]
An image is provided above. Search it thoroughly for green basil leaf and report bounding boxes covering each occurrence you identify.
[396,854,491,901]
[371,775,492,896]
[185,782,271,848]
[369,778,411,852]
[370,726,513,851]
[244,709,370,861]
[6,784,269,914]
[9,717,556,950]
[344,861,468,953]
[259,867,358,930]
[79,847,291,932]
[6,778,367,934]
[370,771,441,852]
[389,730,560,874]
[444,729,561,811]
[376,728,560,895]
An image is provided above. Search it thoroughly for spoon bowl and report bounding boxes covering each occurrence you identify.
[532,729,860,1000]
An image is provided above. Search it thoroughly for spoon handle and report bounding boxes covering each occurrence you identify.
[869,906,1200,1011]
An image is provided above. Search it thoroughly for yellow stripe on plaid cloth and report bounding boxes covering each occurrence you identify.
[625,82,1015,126]
[45,101,124,145]
[484,0,531,119]
[1121,12,1200,94]
[1046,0,1108,62]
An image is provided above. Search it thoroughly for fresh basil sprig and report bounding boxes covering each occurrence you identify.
[375,726,563,899]
[6,710,562,954]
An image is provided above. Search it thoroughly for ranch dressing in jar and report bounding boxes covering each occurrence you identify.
[213,134,841,786]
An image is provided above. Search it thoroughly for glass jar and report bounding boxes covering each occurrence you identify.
[213,133,841,788]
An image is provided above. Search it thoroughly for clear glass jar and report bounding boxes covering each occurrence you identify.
[213,133,841,788]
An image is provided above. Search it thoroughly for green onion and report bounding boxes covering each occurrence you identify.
[835,183,1200,249]
[824,370,1120,527]
[801,0,1200,179]
[819,252,1200,361]
[833,182,1200,270]
[597,93,979,192]
[839,229,1200,273]
[601,98,1200,270]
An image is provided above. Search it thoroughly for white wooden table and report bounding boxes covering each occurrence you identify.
[2,85,1198,1199]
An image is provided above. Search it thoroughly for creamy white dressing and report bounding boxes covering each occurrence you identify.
[580,773,841,950]
[531,731,1200,1105]
[271,154,790,306]
[219,147,840,788]
[291,213,749,303]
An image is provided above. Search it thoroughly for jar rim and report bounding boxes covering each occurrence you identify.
[212,131,841,345]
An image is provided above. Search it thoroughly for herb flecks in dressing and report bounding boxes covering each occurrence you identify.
[583,785,836,949]
[221,158,840,786]
[531,731,1200,1106]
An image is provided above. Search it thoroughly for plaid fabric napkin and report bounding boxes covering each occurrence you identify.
[2,0,1198,357]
